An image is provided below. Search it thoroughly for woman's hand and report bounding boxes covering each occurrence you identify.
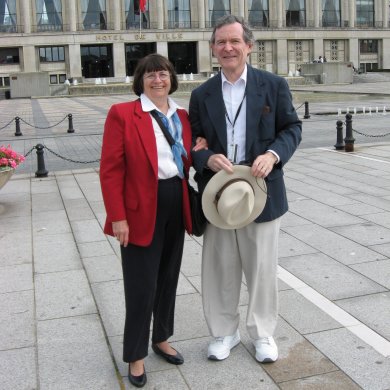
[192,137,208,152]
[112,220,129,247]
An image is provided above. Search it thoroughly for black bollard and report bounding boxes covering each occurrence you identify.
[344,113,355,152]
[35,144,49,177]
[67,113,75,133]
[303,101,311,119]
[334,120,345,150]
[14,116,23,136]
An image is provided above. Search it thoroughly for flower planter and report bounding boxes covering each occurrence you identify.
[0,168,14,190]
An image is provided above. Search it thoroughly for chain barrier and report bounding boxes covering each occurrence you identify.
[43,144,100,164]
[352,128,390,138]
[295,102,305,111]
[24,146,36,158]
[340,120,390,138]
[18,115,69,130]
[0,118,16,131]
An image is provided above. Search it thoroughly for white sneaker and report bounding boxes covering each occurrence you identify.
[207,330,241,360]
[253,337,278,363]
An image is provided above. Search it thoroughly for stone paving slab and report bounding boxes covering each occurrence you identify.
[37,314,119,390]
[336,292,390,340]
[282,223,385,265]
[279,252,387,301]
[306,328,390,390]
[0,347,37,390]
[0,290,35,351]
[35,269,97,321]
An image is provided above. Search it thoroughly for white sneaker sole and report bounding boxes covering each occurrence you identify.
[255,354,278,363]
[208,337,241,361]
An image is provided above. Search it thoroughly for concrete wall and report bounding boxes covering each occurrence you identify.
[300,62,354,84]
[10,72,50,98]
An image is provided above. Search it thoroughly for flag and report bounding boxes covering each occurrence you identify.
[139,0,146,13]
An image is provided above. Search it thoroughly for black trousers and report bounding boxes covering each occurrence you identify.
[120,176,184,363]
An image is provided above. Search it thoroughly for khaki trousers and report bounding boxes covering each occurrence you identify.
[202,218,281,340]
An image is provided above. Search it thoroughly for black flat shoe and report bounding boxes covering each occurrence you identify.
[128,364,147,388]
[152,343,184,365]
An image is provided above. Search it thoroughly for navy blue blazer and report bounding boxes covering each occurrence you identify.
[189,65,302,223]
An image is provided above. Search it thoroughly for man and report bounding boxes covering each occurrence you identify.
[189,15,301,363]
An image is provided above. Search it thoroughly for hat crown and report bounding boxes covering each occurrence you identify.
[217,182,255,227]
[202,165,267,230]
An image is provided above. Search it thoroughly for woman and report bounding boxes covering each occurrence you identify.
[100,54,205,388]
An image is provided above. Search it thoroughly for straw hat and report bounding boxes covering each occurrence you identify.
[202,165,267,229]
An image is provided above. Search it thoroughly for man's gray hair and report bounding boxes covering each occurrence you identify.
[210,15,254,45]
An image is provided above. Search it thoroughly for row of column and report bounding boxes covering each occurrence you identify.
[17,0,390,34]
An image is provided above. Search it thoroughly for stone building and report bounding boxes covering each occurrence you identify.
[0,0,389,88]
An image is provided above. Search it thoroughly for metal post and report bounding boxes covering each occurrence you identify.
[35,144,48,177]
[67,113,75,133]
[303,101,311,119]
[334,120,344,150]
[14,117,23,136]
[344,113,355,152]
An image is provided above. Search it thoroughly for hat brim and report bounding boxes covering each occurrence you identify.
[202,165,267,229]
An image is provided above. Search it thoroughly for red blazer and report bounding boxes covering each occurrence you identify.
[100,99,193,246]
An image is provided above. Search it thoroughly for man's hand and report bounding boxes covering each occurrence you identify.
[251,152,277,178]
[112,220,129,247]
[207,154,234,173]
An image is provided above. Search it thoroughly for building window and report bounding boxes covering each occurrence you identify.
[81,44,113,78]
[360,39,378,53]
[0,76,10,86]
[322,0,340,27]
[285,0,306,27]
[125,43,156,75]
[81,0,107,30]
[0,0,17,32]
[125,0,149,29]
[39,46,65,62]
[36,0,62,31]
[209,0,230,27]
[50,74,58,84]
[248,0,269,28]
[167,0,191,28]
[0,47,19,64]
[356,0,374,27]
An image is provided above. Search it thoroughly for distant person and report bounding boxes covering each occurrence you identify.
[319,56,324,63]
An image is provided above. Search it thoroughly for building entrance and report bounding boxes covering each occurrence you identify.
[125,43,156,76]
[168,42,197,74]
[81,44,113,78]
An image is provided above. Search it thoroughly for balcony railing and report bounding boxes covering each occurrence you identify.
[0,24,20,33]
[33,24,63,32]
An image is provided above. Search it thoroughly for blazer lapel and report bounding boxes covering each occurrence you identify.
[204,73,228,154]
[245,67,266,158]
[133,100,158,178]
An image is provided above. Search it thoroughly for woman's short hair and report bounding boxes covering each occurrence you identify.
[210,15,254,45]
[132,54,178,96]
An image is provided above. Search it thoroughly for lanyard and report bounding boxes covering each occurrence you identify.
[224,91,246,130]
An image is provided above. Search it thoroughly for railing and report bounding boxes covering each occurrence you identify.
[32,24,63,32]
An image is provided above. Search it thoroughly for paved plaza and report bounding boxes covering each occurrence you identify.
[1,79,390,389]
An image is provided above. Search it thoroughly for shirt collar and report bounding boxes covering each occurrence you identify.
[221,64,248,87]
[140,94,182,118]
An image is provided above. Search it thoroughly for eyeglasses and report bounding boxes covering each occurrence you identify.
[144,72,170,81]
